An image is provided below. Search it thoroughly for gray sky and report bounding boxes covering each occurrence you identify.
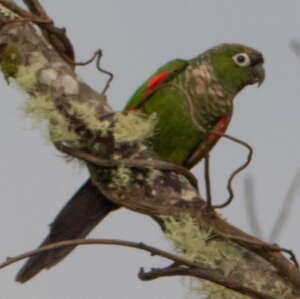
[1,1,300,298]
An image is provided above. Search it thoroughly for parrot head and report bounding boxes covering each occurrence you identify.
[209,43,265,93]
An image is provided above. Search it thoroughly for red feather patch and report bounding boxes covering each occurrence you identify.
[128,106,136,111]
[147,71,170,93]
[128,71,170,112]
[197,115,230,155]
[208,115,229,143]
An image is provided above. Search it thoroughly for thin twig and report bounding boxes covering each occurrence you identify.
[204,153,212,210]
[0,238,200,271]
[67,49,114,94]
[244,176,263,239]
[67,50,98,66]
[0,0,51,23]
[54,142,199,190]
[0,0,75,63]
[279,247,299,268]
[96,49,114,94]
[212,133,253,209]
[168,82,206,132]
[139,266,276,299]
[0,238,274,299]
[22,0,48,18]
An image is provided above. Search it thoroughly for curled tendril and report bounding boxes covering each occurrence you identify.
[69,49,114,95]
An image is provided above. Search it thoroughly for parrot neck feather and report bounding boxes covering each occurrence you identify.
[172,57,234,130]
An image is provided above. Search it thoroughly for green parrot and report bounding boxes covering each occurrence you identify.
[16,43,265,282]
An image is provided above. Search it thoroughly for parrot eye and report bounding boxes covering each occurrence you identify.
[232,53,251,67]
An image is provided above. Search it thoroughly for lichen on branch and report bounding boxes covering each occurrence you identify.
[0,35,112,147]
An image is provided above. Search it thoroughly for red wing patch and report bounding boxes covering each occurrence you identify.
[196,115,230,155]
[128,106,137,111]
[144,71,170,100]
[128,71,171,112]
[147,71,170,92]
[208,115,229,143]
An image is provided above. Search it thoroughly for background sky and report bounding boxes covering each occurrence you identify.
[1,1,300,298]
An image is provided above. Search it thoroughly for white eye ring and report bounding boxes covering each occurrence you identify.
[232,53,251,67]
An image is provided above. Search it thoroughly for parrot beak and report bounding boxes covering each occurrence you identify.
[251,63,265,87]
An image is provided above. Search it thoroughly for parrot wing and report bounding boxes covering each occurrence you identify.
[124,59,188,111]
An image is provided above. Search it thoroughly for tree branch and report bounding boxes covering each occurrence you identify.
[0,238,275,299]
[0,238,199,270]
[139,266,275,299]
[0,2,299,298]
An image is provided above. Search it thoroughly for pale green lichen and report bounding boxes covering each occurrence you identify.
[70,101,110,136]
[138,143,148,152]
[23,94,55,121]
[272,280,292,298]
[48,111,80,144]
[193,281,250,299]
[0,45,21,82]
[16,52,47,92]
[15,52,85,144]
[147,168,161,185]
[92,143,107,156]
[113,111,157,144]
[23,92,80,144]
[24,94,110,144]
[164,216,290,298]
[0,4,18,19]
[5,49,108,146]
[111,167,132,187]
[112,154,121,160]
[243,274,264,294]
[163,215,239,268]
[183,277,250,299]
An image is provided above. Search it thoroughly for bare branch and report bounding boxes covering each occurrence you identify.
[0,238,199,271]
[0,238,274,299]
[0,0,51,23]
[22,0,48,18]
[139,266,276,299]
